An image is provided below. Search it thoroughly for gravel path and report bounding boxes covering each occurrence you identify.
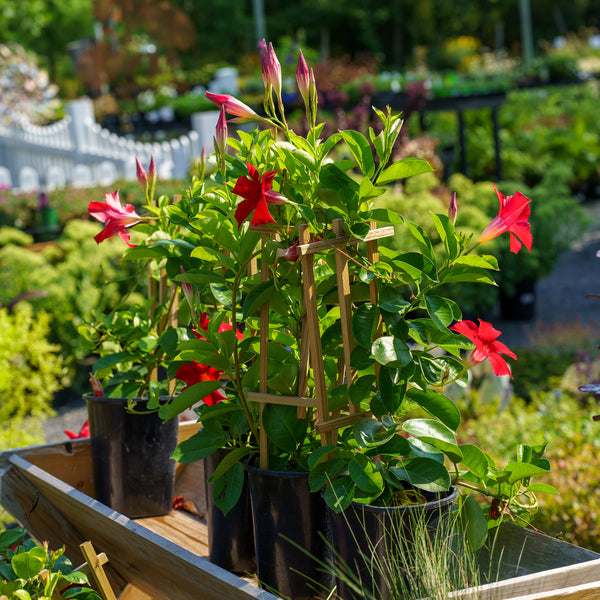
[42,201,600,443]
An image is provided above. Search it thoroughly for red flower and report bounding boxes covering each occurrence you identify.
[193,312,244,341]
[175,361,226,406]
[478,185,532,253]
[88,190,141,247]
[232,163,286,227]
[65,420,90,439]
[450,319,517,378]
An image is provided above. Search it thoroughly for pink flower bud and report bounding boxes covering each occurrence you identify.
[135,157,147,189]
[148,156,157,180]
[258,39,269,88]
[449,192,457,224]
[296,50,310,104]
[205,92,259,120]
[268,42,282,98]
[215,106,227,155]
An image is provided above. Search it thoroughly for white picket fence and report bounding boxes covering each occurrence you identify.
[0,98,220,191]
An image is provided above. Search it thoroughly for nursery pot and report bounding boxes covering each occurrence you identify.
[245,463,333,600]
[204,449,255,574]
[327,486,459,600]
[85,394,178,519]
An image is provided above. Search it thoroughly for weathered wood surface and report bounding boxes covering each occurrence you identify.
[0,430,280,600]
[2,437,600,600]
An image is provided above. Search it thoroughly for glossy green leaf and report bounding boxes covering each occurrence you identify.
[262,403,307,454]
[390,457,451,492]
[171,428,228,463]
[11,547,46,579]
[378,285,411,313]
[208,447,254,481]
[526,483,559,494]
[349,455,384,495]
[351,303,379,348]
[339,130,375,177]
[324,475,355,513]
[460,495,489,551]
[353,418,396,447]
[459,444,491,478]
[242,278,275,320]
[213,461,245,516]
[371,336,412,367]
[405,388,460,431]
[402,418,463,463]
[376,157,433,185]
[431,213,458,260]
[378,366,406,413]
[425,295,457,330]
[159,381,223,421]
[505,462,550,485]
[349,374,377,405]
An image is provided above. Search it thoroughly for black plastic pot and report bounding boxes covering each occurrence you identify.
[245,463,333,600]
[85,394,178,519]
[204,449,255,574]
[328,487,459,600]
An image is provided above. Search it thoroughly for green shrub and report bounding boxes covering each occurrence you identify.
[0,305,63,451]
[0,227,34,247]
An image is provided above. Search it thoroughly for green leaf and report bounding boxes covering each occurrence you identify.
[242,279,275,320]
[378,285,410,313]
[174,270,227,285]
[376,157,433,185]
[262,403,307,454]
[213,462,245,516]
[378,366,406,413]
[339,130,375,177]
[452,254,499,270]
[171,428,228,463]
[393,252,438,283]
[324,475,355,513]
[11,547,46,579]
[351,303,379,348]
[431,213,458,260]
[159,381,223,421]
[349,374,376,405]
[390,457,451,492]
[505,462,550,485]
[349,455,384,495]
[208,447,254,481]
[371,336,412,367]
[442,266,497,285]
[353,418,396,448]
[460,495,489,551]
[459,444,491,478]
[405,388,461,431]
[309,457,348,492]
[526,483,559,494]
[350,345,375,370]
[402,418,462,463]
[425,295,457,330]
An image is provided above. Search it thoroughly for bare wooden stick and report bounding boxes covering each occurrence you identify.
[79,541,117,600]
[247,392,318,407]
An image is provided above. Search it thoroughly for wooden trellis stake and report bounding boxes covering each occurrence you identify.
[247,221,395,466]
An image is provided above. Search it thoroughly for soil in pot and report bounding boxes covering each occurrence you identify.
[245,463,333,600]
[85,394,178,519]
[204,449,255,574]
[327,487,459,600]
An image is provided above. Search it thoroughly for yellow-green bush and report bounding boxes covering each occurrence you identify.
[0,305,64,451]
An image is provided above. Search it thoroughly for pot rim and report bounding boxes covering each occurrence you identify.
[336,485,459,515]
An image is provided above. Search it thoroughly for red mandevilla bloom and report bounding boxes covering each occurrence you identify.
[175,361,226,406]
[450,319,517,378]
[204,92,259,120]
[88,190,142,247]
[64,420,90,440]
[479,185,533,253]
[232,163,287,227]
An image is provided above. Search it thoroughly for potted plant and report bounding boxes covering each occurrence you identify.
[88,42,556,599]
[82,159,221,519]
[0,528,102,599]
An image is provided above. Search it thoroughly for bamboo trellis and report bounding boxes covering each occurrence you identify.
[247,219,395,468]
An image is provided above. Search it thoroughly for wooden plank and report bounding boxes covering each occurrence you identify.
[247,392,318,408]
[117,584,154,600]
[294,226,395,256]
[315,410,370,434]
[506,580,600,600]
[6,454,281,600]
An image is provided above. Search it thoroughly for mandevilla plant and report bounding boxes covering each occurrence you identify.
[0,528,101,600]
[88,41,555,546]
